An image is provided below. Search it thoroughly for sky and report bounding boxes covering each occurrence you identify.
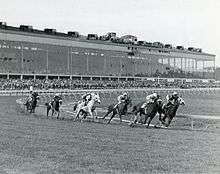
[1,0,220,66]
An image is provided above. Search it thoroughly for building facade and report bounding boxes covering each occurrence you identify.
[0,24,216,80]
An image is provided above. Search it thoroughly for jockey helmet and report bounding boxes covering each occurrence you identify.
[157,98,162,103]
[123,92,128,96]
[172,92,178,96]
[152,93,157,98]
[55,93,60,97]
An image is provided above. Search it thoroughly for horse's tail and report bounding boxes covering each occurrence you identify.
[132,105,137,113]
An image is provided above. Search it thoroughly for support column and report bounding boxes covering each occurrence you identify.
[192,59,195,73]
[104,56,106,75]
[188,59,191,72]
[86,54,89,74]
[174,58,176,69]
[180,58,183,71]
[202,61,205,78]
[195,60,198,71]
[67,47,70,74]
[214,59,216,79]
[46,50,49,73]
[21,44,24,73]
[70,47,72,75]
[184,58,187,71]
[168,58,170,67]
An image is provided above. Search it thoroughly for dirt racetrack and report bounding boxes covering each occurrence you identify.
[0,93,220,173]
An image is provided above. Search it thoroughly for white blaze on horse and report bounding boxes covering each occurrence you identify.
[74,93,101,121]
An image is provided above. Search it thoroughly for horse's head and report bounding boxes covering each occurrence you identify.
[92,93,101,104]
[177,97,185,106]
[33,92,40,100]
[156,98,163,106]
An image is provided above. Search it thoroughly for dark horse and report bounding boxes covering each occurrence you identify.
[45,98,62,119]
[129,98,163,128]
[160,97,185,127]
[102,97,132,124]
[24,92,40,113]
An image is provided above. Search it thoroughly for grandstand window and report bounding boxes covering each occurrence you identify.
[100,53,104,56]
[24,47,29,50]
[91,53,96,56]
[72,51,79,54]
[31,47,38,51]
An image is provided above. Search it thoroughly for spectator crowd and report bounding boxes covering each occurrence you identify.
[0,78,218,90]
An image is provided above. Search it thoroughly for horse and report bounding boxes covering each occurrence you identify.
[129,98,163,128]
[160,97,185,127]
[73,102,97,118]
[74,93,101,121]
[102,97,132,124]
[24,92,40,113]
[45,97,63,119]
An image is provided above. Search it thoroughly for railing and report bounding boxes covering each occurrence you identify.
[2,87,220,96]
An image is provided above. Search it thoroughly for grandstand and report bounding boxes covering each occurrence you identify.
[0,22,216,82]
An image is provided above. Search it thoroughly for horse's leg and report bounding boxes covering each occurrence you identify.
[46,107,50,117]
[159,112,162,121]
[166,116,173,127]
[119,113,122,124]
[161,114,167,125]
[51,109,54,117]
[94,109,98,119]
[107,110,117,124]
[75,109,80,120]
[75,109,83,121]
[146,116,154,128]
[57,111,60,119]
[102,108,112,119]
[88,109,94,122]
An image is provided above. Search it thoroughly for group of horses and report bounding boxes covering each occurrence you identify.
[24,92,185,128]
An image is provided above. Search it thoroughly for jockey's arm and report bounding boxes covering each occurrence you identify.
[117,95,122,102]
[146,95,153,103]
[166,95,170,102]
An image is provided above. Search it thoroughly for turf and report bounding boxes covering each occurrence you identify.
[0,92,220,173]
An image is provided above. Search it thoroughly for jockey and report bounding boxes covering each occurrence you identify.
[114,92,128,108]
[164,91,179,109]
[141,93,159,109]
[82,93,93,106]
[25,88,34,105]
[51,93,62,105]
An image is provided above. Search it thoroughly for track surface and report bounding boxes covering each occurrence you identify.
[1,92,220,173]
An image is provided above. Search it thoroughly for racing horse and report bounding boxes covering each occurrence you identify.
[102,97,132,124]
[74,93,101,121]
[160,97,185,127]
[25,92,40,113]
[45,97,63,119]
[129,98,163,128]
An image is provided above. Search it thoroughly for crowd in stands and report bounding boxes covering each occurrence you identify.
[0,78,218,90]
